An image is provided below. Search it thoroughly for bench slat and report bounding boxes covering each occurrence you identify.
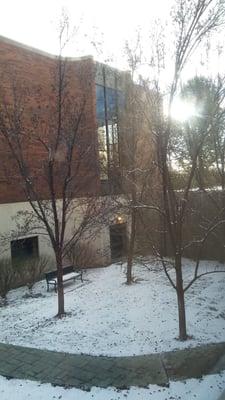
[45,265,83,292]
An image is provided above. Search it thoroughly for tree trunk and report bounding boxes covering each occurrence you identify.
[196,155,205,190]
[175,255,187,340]
[126,210,136,284]
[56,251,65,317]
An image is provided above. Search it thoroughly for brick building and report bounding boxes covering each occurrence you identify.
[0,35,129,268]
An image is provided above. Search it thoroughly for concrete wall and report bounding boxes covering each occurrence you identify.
[0,201,53,259]
[0,196,130,268]
[136,190,225,261]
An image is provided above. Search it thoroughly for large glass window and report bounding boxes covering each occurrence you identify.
[96,83,122,180]
[98,125,108,180]
[96,85,105,125]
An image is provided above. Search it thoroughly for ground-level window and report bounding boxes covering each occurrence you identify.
[11,236,39,265]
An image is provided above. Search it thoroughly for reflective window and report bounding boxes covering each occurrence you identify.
[96,83,123,180]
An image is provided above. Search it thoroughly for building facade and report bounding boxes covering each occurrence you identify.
[0,36,128,269]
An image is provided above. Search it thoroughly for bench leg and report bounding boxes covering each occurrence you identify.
[55,283,57,293]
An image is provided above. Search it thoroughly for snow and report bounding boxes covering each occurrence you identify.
[0,372,225,400]
[0,258,225,356]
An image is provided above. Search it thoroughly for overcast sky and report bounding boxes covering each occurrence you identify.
[0,0,223,79]
[0,0,171,59]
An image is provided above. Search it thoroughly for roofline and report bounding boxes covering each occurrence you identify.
[95,60,129,75]
[0,35,93,62]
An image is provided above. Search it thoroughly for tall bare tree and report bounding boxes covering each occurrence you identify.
[132,0,225,340]
[155,0,225,340]
[118,61,157,284]
[0,21,103,317]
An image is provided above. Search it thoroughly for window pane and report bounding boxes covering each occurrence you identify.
[106,87,117,120]
[98,126,107,150]
[99,150,108,180]
[96,85,105,125]
[96,84,123,181]
[108,122,118,145]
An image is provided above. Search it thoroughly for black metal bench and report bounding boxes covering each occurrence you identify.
[45,265,83,292]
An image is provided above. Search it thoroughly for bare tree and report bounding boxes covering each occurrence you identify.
[212,76,225,191]
[0,21,103,317]
[118,51,158,284]
[22,255,51,296]
[132,0,225,340]
[155,0,225,340]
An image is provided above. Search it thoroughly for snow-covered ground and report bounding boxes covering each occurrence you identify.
[0,373,225,400]
[0,258,225,356]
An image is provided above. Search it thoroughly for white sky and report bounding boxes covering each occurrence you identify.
[0,0,171,60]
[0,0,224,78]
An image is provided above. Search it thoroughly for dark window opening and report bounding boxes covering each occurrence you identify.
[110,223,127,261]
[11,236,39,266]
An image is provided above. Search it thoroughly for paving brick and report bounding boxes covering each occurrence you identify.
[0,341,224,389]
[161,342,225,381]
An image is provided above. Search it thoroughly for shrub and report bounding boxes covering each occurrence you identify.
[66,241,97,268]
[0,258,15,305]
[24,255,50,294]
[14,255,51,295]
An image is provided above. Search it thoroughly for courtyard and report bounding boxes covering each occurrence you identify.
[1,259,225,356]
[0,258,225,398]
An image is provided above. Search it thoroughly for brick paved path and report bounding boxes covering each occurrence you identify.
[0,342,224,390]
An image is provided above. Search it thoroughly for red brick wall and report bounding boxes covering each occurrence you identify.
[0,38,100,203]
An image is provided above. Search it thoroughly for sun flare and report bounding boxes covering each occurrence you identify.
[171,98,196,122]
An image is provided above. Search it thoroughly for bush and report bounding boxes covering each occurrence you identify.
[66,241,98,268]
[0,258,15,305]
[24,255,50,294]
[14,255,51,295]
[24,255,50,293]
